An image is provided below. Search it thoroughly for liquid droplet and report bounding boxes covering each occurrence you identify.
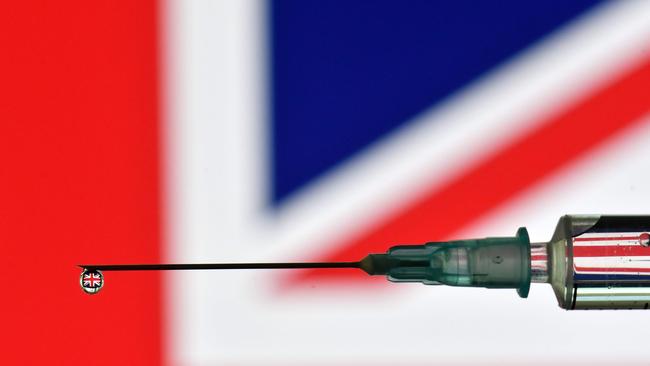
[80,269,104,294]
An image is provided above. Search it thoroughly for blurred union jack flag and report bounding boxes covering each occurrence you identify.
[3,1,650,364]
[163,1,650,364]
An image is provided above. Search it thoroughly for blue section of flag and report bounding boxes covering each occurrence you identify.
[575,274,650,282]
[270,0,603,203]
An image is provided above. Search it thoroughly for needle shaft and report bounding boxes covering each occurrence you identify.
[78,262,361,271]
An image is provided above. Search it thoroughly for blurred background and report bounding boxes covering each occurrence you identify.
[2,0,650,364]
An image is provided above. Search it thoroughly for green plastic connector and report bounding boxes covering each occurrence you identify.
[360,228,531,298]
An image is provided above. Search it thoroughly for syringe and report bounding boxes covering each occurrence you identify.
[79,215,650,310]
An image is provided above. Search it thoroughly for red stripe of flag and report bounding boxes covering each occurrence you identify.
[0,1,162,364]
[574,246,650,257]
[575,266,650,273]
[296,53,650,283]
[574,236,642,242]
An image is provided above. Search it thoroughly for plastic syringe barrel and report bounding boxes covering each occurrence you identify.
[361,228,531,297]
